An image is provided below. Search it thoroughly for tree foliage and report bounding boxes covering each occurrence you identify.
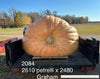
[23,14,32,25]
[14,11,24,26]
[27,12,40,23]
[6,17,14,28]
[0,9,89,28]
[62,15,88,24]
[14,11,32,27]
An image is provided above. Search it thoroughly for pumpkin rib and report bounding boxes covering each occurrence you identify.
[40,43,48,57]
[22,15,79,57]
[53,43,64,56]
[51,44,62,56]
[49,17,54,36]
[53,27,78,41]
[48,16,52,36]
[41,44,50,57]
[55,43,72,56]
[31,42,45,56]
[67,33,79,41]
[22,38,46,56]
[50,16,55,34]
[26,28,49,40]
[54,39,77,55]
[38,18,49,35]
[52,27,70,40]
[44,15,50,36]
[25,17,49,39]
[52,31,68,40]
[33,41,46,56]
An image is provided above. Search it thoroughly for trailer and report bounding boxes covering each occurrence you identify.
[4,35,99,73]
[3,28,98,73]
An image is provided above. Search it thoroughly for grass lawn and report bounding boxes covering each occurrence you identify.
[0,24,100,35]
[0,27,25,41]
[0,24,100,41]
[0,27,25,35]
[73,24,100,35]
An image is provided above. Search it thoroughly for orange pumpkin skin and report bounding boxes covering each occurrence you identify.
[22,15,79,57]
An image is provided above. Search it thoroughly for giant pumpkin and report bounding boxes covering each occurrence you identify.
[22,15,79,57]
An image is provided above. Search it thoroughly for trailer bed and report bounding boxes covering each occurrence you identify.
[11,52,93,70]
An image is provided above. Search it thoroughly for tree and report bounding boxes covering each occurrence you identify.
[80,16,84,24]
[0,8,90,28]
[39,9,52,17]
[6,17,14,28]
[62,15,72,24]
[8,8,16,22]
[53,11,57,16]
[0,12,8,28]
[14,15,23,26]
[45,10,51,15]
[14,11,24,26]
[23,14,32,25]
[84,16,88,23]
[72,15,77,24]
[39,10,46,17]
[15,11,32,27]
[27,12,40,23]
[0,13,3,27]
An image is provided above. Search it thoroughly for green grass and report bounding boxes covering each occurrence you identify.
[0,24,100,35]
[72,24,100,35]
[0,27,25,35]
[0,27,25,41]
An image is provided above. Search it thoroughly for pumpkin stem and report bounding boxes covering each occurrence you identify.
[46,36,54,44]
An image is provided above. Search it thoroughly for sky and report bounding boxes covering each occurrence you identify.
[0,0,100,21]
